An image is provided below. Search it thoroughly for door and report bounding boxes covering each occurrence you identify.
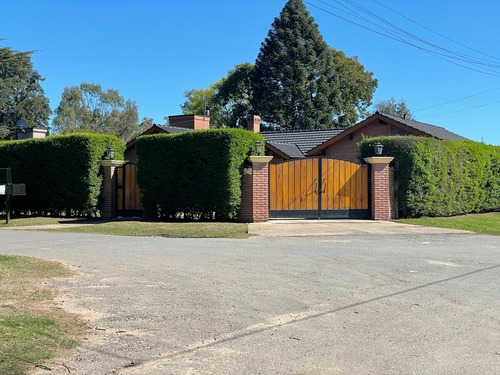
[116,162,142,217]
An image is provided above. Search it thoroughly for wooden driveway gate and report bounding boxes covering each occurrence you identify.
[269,157,369,219]
[116,162,142,217]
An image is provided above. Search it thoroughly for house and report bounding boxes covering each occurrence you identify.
[125,112,467,164]
[125,114,210,162]
[262,112,468,163]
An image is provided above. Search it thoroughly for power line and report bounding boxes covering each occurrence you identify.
[372,0,500,63]
[414,87,500,112]
[305,0,500,76]
[418,99,500,119]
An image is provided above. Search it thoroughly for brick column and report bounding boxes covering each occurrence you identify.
[239,156,273,223]
[99,160,124,220]
[364,157,394,221]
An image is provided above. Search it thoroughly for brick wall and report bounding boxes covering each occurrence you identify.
[100,160,123,219]
[169,114,210,130]
[239,157,272,222]
[325,123,392,162]
[370,162,392,220]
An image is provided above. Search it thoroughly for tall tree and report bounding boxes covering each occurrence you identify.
[331,49,378,126]
[181,63,254,128]
[374,97,414,120]
[53,82,140,142]
[251,0,377,129]
[0,43,51,139]
[214,62,254,128]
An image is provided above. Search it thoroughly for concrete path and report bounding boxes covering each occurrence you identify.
[249,219,471,237]
[1,230,498,374]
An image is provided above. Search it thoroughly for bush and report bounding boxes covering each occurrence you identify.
[136,128,264,220]
[359,136,500,218]
[0,134,124,217]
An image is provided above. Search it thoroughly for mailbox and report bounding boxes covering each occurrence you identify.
[1,168,26,224]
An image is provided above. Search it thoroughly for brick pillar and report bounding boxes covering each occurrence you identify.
[99,160,124,220]
[239,155,273,222]
[364,157,394,221]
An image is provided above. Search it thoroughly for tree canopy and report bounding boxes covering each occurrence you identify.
[251,0,377,129]
[53,82,146,142]
[0,43,51,139]
[181,63,254,128]
[374,97,414,120]
[181,0,377,131]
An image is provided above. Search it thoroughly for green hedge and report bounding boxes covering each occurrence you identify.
[359,136,500,218]
[0,134,124,216]
[136,129,264,220]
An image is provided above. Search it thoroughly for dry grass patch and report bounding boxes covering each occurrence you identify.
[0,255,84,374]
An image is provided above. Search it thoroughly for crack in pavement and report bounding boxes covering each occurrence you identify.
[113,263,500,373]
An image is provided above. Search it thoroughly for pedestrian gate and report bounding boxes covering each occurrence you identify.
[269,157,369,219]
[116,162,142,217]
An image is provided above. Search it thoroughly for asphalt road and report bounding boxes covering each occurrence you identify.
[1,230,499,374]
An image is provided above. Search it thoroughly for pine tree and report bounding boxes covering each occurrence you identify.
[0,44,51,139]
[251,0,376,130]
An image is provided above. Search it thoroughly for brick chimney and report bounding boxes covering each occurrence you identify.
[246,114,261,132]
[168,114,210,130]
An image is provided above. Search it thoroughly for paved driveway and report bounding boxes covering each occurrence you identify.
[1,230,499,374]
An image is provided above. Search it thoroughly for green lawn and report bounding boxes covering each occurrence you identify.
[46,220,251,238]
[0,255,82,374]
[0,215,94,227]
[397,212,500,235]
[0,216,250,238]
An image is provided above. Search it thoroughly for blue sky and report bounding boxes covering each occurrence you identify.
[2,0,500,145]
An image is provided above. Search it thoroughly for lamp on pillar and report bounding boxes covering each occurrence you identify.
[255,142,263,155]
[374,142,384,156]
[105,147,115,160]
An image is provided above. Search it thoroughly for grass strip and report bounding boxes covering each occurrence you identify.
[0,255,81,374]
[45,221,251,238]
[397,212,500,235]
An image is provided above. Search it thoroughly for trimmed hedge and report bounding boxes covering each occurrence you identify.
[0,134,124,217]
[136,128,265,220]
[359,136,500,218]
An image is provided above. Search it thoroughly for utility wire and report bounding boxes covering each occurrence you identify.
[414,87,500,112]
[338,0,500,67]
[305,0,500,76]
[418,99,500,119]
[372,0,500,62]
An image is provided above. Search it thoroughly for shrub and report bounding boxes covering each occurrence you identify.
[136,128,264,220]
[0,134,124,217]
[359,136,500,218]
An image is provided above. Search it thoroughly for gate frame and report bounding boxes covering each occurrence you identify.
[269,156,371,220]
[116,161,142,218]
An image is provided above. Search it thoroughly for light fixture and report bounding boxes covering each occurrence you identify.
[255,142,263,155]
[374,142,384,156]
[106,147,115,160]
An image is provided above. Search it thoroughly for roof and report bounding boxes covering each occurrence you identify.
[266,141,305,159]
[125,124,192,150]
[262,129,345,158]
[156,125,194,134]
[378,112,467,141]
[308,112,468,155]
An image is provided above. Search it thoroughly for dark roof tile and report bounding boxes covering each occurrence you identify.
[378,112,468,141]
[262,129,345,155]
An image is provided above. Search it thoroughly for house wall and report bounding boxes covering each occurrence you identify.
[323,122,417,162]
[125,146,138,163]
[323,122,392,162]
[266,150,285,163]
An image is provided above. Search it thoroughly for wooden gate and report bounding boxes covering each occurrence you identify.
[269,157,369,219]
[116,162,142,217]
